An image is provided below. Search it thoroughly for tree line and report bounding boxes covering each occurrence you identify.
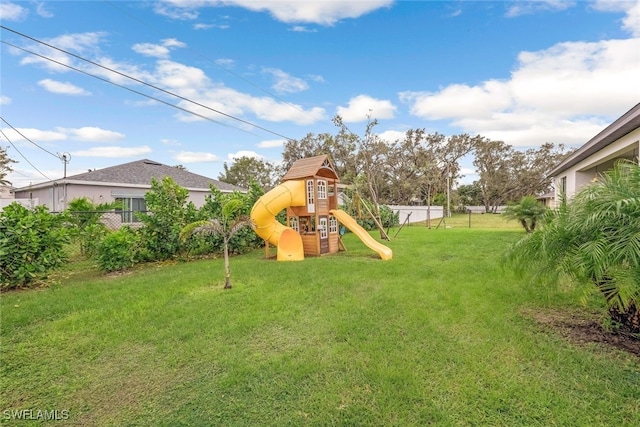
[218,116,573,213]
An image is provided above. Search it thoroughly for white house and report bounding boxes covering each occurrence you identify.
[12,159,244,223]
[548,103,640,205]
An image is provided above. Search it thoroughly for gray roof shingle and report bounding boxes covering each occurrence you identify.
[68,159,244,192]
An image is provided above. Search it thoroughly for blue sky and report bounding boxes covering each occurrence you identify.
[1,0,639,188]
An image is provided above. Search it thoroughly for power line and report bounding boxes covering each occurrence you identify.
[103,0,305,114]
[1,25,295,141]
[0,128,51,181]
[2,39,259,138]
[0,116,60,159]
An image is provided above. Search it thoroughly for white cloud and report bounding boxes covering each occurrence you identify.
[290,26,317,33]
[336,95,397,123]
[215,58,235,68]
[257,139,286,148]
[13,32,325,127]
[162,38,186,48]
[18,32,107,72]
[223,0,393,25]
[158,0,392,25]
[35,2,53,18]
[38,79,91,96]
[175,86,326,125]
[505,0,576,18]
[161,138,182,146]
[193,23,214,30]
[0,95,12,105]
[153,2,199,20]
[1,127,67,142]
[401,36,640,146]
[263,68,309,94]
[0,2,28,21]
[133,43,171,59]
[174,151,219,163]
[72,146,152,158]
[591,0,640,37]
[227,151,261,161]
[56,127,125,142]
[376,130,406,143]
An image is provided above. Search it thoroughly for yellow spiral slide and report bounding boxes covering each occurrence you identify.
[250,180,306,261]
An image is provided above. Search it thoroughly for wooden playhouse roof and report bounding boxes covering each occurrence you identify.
[281,155,340,181]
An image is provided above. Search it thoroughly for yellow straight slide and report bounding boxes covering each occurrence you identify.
[330,209,392,260]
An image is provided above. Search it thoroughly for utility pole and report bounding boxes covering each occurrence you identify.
[57,152,70,211]
[58,152,70,178]
[446,162,451,217]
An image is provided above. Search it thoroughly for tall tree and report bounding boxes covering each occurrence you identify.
[474,140,571,212]
[0,147,17,186]
[218,156,282,191]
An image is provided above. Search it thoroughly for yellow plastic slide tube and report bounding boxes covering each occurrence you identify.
[250,180,306,261]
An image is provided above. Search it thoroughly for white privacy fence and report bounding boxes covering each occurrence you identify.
[387,205,506,224]
[1,198,39,209]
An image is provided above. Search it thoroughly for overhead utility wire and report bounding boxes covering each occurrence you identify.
[104,0,305,114]
[2,40,260,138]
[0,116,60,159]
[1,25,294,141]
[0,127,51,181]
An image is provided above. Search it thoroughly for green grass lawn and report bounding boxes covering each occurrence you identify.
[1,218,639,426]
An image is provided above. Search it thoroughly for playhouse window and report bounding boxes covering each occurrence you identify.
[306,180,315,206]
[319,218,328,239]
[328,184,335,197]
[317,180,327,199]
[329,216,338,233]
[289,216,299,232]
[299,216,314,233]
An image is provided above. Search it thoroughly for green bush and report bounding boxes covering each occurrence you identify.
[67,197,120,257]
[137,177,193,261]
[0,203,70,289]
[96,227,140,272]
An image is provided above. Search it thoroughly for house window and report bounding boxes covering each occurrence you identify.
[115,197,146,223]
[560,176,567,195]
[329,215,338,233]
[317,180,327,199]
[289,216,299,232]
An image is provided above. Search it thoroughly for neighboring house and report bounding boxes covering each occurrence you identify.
[536,191,555,208]
[548,103,640,206]
[12,159,244,223]
[0,184,15,199]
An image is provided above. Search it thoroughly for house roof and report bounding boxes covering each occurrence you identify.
[15,159,244,192]
[548,102,640,177]
[281,155,339,181]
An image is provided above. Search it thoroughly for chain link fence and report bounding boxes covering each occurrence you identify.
[65,210,148,230]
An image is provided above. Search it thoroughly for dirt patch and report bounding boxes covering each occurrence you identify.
[522,307,640,359]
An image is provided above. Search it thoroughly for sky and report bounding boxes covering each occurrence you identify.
[1,0,639,189]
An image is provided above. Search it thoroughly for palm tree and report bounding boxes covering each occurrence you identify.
[505,160,640,335]
[502,195,548,233]
[180,198,253,289]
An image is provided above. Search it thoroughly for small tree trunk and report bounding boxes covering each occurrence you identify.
[223,241,232,289]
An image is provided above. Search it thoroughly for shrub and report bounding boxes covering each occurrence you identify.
[96,227,140,272]
[137,177,192,261]
[0,203,70,289]
[67,197,121,257]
